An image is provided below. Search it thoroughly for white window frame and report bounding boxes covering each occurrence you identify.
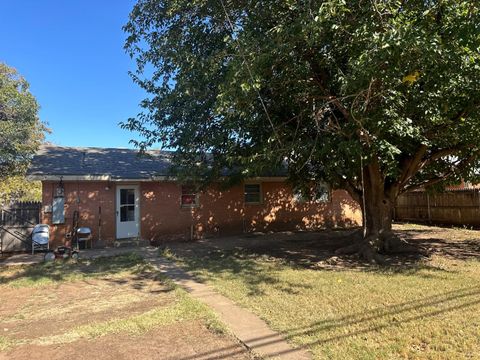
[181,185,199,208]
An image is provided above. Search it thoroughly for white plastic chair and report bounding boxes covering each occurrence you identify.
[32,224,50,254]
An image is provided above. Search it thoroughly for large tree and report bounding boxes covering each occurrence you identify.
[0,63,44,181]
[123,1,480,261]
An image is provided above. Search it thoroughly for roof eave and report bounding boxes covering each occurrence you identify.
[26,174,112,181]
[27,174,289,182]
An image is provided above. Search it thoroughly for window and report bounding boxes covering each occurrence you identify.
[292,190,307,204]
[314,182,330,202]
[52,196,65,224]
[293,182,331,203]
[119,189,136,222]
[181,185,198,207]
[244,184,261,204]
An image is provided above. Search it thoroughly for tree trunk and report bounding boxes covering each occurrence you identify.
[356,163,394,262]
[336,162,418,263]
[358,176,394,263]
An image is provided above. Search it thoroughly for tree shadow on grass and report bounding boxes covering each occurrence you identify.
[171,245,456,297]
[164,226,480,295]
[173,234,426,270]
[175,248,313,296]
[178,226,480,266]
[397,236,480,261]
[0,253,161,289]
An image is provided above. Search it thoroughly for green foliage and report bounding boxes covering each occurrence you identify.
[123,1,480,195]
[0,63,45,180]
[0,176,41,204]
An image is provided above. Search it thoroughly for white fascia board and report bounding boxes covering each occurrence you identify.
[27,175,111,181]
[111,178,156,182]
[28,175,288,182]
[150,176,288,182]
[150,176,177,181]
[244,177,287,182]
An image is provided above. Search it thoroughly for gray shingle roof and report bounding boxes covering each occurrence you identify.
[27,145,174,179]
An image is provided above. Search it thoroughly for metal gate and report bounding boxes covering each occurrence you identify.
[1,202,41,253]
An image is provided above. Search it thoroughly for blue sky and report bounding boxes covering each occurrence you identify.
[0,0,146,148]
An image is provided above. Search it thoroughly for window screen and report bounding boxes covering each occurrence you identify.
[244,184,261,204]
[52,196,65,224]
[293,183,330,203]
[314,182,331,202]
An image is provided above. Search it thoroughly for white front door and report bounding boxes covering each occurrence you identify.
[116,185,140,239]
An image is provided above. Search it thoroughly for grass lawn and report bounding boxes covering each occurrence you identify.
[166,224,480,360]
[0,253,251,360]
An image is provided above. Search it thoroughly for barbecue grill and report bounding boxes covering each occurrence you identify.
[75,227,92,249]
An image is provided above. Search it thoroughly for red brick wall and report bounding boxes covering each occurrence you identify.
[41,180,361,246]
[141,181,361,243]
[41,181,116,247]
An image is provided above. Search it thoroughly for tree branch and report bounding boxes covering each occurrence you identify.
[397,145,468,190]
[397,144,428,188]
[419,147,464,168]
[341,179,362,204]
[402,152,479,193]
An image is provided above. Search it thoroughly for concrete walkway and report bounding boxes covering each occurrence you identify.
[141,248,311,360]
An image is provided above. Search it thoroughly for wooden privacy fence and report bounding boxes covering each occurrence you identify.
[1,201,42,253]
[394,190,480,226]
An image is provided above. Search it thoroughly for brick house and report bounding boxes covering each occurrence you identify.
[27,145,361,248]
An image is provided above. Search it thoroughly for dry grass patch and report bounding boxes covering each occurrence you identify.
[33,288,225,346]
[168,224,480,360]
[0,252,149,288]
[0,253,233,359]
[0,336,16,351]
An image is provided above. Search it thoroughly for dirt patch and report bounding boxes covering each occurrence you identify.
[0,287,36,319]
[0,272,176,340]
[0,321,250,360]
[0,257,253,360]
